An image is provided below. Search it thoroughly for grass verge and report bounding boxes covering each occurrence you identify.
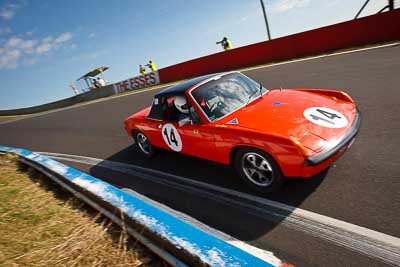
[0,153,165,267]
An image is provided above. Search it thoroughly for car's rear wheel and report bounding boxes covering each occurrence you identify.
[134,131,155,158]
[234,147,284,193]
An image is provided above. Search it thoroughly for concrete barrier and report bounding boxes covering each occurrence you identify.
[158,9,400,83]
[0,85,115,116]
[0,71,160,116]
[2,10,398,116]
[0,146,286,266]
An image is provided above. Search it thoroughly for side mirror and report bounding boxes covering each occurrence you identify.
[178,117,192,127]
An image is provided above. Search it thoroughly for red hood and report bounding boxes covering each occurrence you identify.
[218,89,358,152]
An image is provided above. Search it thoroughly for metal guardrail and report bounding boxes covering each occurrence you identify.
[0,146,283,267]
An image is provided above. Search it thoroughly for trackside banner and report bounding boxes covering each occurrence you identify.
[113,71,160,94]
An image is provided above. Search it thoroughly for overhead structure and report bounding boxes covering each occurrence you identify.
[355,0,395,19]
[77,66,109,90]
[260,0,271,40]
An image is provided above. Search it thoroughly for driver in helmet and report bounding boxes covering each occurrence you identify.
[174,95,190,123]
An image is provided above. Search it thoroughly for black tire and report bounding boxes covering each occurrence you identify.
[233,147,285,194]
[134,131,155,158]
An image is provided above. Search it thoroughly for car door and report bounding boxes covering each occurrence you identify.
[141,96,174,149]
[157,102,217,160]
[177,122,217,160]
[141,118,166,148]
[157,120,216,160]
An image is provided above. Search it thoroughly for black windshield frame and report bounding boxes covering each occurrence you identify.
[189,72,268,122]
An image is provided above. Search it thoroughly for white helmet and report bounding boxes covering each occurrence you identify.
[174,95,189,114]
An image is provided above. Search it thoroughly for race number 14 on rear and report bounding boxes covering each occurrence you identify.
[304,107,348,128]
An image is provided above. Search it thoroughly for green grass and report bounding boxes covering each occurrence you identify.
[0,154,164,267]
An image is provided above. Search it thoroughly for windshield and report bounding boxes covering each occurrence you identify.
[190,73,268,122]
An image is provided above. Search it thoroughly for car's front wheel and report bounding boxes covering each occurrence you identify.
[234,147,285,193]
[134,131,155,158]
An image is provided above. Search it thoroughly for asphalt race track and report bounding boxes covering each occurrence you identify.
[1,45,399,266]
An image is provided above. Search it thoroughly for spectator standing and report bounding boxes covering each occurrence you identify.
[97,77,106,87]
[216,37,232,51]
[139,64,146,75]
[93,78,100,88]
[146,60,157,72]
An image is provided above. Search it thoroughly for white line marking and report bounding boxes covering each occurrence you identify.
[0,83,174,125]
[121,188,282,265]
[1,42,398,125]
[241,42,399,72]
[40,151,400,266]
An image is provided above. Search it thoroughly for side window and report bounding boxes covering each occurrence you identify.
[163,96,178,121]
[189,105,203,124]
[166,96,175,106]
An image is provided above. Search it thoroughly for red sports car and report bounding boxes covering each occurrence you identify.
[124,72,360,193]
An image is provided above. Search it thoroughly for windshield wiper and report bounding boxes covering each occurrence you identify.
[246,84,265,107]
[246,90,257,107]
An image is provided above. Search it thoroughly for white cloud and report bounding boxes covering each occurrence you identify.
[55,32,73,43]
[88,32,96,39]
[42,36,53,43]
[272,0,311,13]
[0,48,21,69]
[0,3,21,20]
[6,37,20,47]
[36,32,74,55]
[6,37,36,53]
[0,31,74,69]
[36,42,52,54]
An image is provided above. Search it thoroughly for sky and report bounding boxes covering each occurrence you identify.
[0,0,396,109]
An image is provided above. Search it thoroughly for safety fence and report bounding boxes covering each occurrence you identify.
[158,9,400,83]
[0,71,160,116]
[0,146,286,267]
[1,9,398,116]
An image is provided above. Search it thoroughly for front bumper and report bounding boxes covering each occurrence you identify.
[305,109,361,166]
